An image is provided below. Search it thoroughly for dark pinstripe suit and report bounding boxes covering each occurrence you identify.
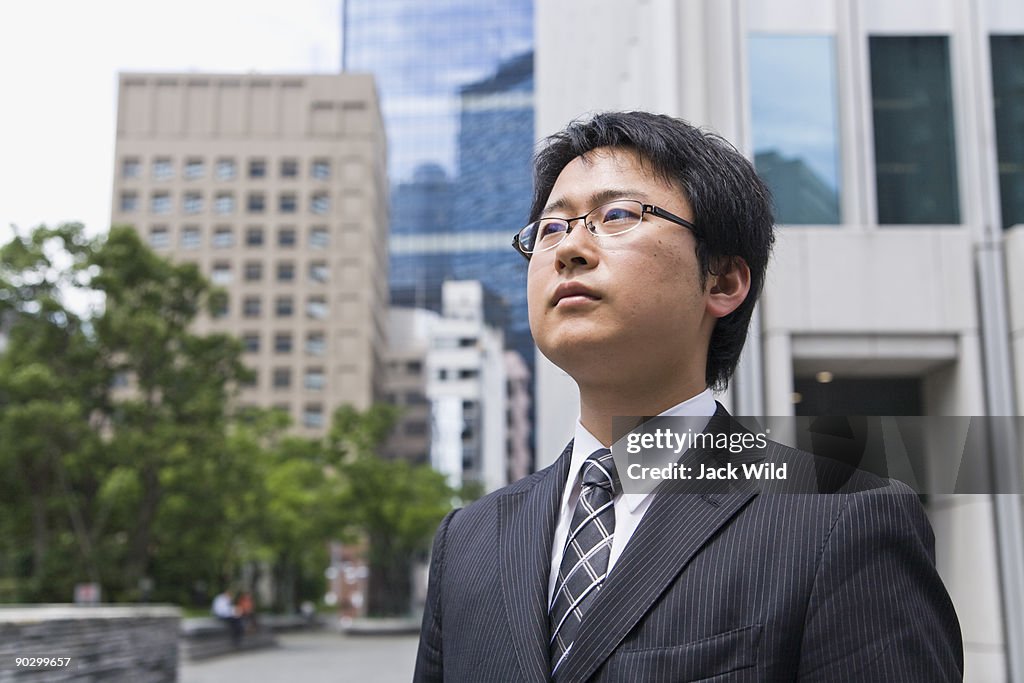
[414,407,963,682]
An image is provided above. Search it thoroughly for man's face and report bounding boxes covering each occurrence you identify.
[527,147,716,388]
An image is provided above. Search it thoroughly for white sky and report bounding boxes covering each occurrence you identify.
[0,1,341,246]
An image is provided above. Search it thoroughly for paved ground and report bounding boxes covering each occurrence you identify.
[179,631,419,683]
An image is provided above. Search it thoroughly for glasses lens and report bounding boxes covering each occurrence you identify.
[517,222,538,253]
[589,200,644,235]
[532,219,573,250]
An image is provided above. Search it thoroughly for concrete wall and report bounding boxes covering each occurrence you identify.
[0,605,180,683]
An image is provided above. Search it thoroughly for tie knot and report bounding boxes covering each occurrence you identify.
[581,448,619,494]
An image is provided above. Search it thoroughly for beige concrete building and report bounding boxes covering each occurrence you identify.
[110,72,388,434]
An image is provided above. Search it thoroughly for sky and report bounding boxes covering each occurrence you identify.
[0,0,341,246]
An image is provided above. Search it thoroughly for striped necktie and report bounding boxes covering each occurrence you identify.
[549,447,620,676]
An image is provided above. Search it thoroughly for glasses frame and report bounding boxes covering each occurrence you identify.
[512,199,699,259]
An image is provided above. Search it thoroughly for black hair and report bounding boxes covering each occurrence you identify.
[530,111,775,391]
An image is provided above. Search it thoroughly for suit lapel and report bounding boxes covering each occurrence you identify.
[557,405,762,683]
[498,440,573,683]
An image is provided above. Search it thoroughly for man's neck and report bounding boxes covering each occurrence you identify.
[578,379,709,446]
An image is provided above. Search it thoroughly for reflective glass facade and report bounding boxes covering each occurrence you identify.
[749,35,842,225]
[342,0,535,379]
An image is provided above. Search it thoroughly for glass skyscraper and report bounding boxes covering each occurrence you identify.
[341,0,535,416]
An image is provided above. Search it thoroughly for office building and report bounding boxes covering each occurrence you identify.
[535,1,1024,679]
[342,1,537,456]
[110,72,388,434]
[384,281,521,492]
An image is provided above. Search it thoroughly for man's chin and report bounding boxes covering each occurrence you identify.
[539,339,623,377]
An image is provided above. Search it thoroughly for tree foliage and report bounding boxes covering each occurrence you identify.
[328,405,456,616]
[0,224,457,613]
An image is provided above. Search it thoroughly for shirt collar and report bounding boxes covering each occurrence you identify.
[570,388,717,512]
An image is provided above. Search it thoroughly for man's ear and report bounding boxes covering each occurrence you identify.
[706,256,751,318]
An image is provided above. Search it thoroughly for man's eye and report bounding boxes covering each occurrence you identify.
[539,221,567,239]
[601,207,640,224]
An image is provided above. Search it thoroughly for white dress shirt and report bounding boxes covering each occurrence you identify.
[547,388,717,606]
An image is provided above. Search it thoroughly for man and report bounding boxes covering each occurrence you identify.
[212,587,243,647]
[413,112,962,681]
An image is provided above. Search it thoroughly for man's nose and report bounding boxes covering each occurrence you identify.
[555,219,596,268]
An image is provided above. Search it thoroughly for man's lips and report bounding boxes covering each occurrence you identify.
[552,282,601,307]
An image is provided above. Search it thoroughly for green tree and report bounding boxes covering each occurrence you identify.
[0,224,250,602]
[329,405,457,617]
[0,224,109,599]
[96,228,250,599]
[0,224,463,613]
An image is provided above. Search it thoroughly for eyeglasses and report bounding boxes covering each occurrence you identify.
[512,199,698,259]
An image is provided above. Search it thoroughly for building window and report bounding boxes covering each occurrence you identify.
[406,360,422,374]
[273,367,292,389]
[311,192,330,214]
[216,158,236,181]
[303,403,324,428]
[306,332,326,356]
[153,157,173,181]
[306,296,327,320]
[991,35,1024,229]
[749,35,841,225]
[211,261,232,285]
[181,226,201,249]
[274,332,293,353]
[870,36,960,224]
[279,193,298,213]
[275,296,294,317]
[278,227,297,247]
[151,192,171,214]
[312,159,331,180]
[120,191,139,212]
[458,368,478,380]
[122,158,141,179]
[183,192,203,214]
[243,333,260,353]
[304,368,325,391]
[247,192,266,213]
[244,261,263,281]
[148,226,169,249]
[249,158,266,179]
[309,261,329,283]
[309,226,329,249]
[184,158,204,180]
[277,261,295,282]
[245,226,264,247]
[243,296,262,318]
[215,193,235,215]
[280,158,299,178]
[213,227,234,248]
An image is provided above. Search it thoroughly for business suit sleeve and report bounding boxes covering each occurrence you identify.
[796,484,964,681]
[414,508,458,683]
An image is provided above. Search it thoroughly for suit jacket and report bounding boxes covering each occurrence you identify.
[414,406,963,682]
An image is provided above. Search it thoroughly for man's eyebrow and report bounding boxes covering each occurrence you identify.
[541,188,651,216]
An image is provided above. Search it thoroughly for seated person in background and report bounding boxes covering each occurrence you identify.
[212,588,243,646]
[236,590,256,632]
